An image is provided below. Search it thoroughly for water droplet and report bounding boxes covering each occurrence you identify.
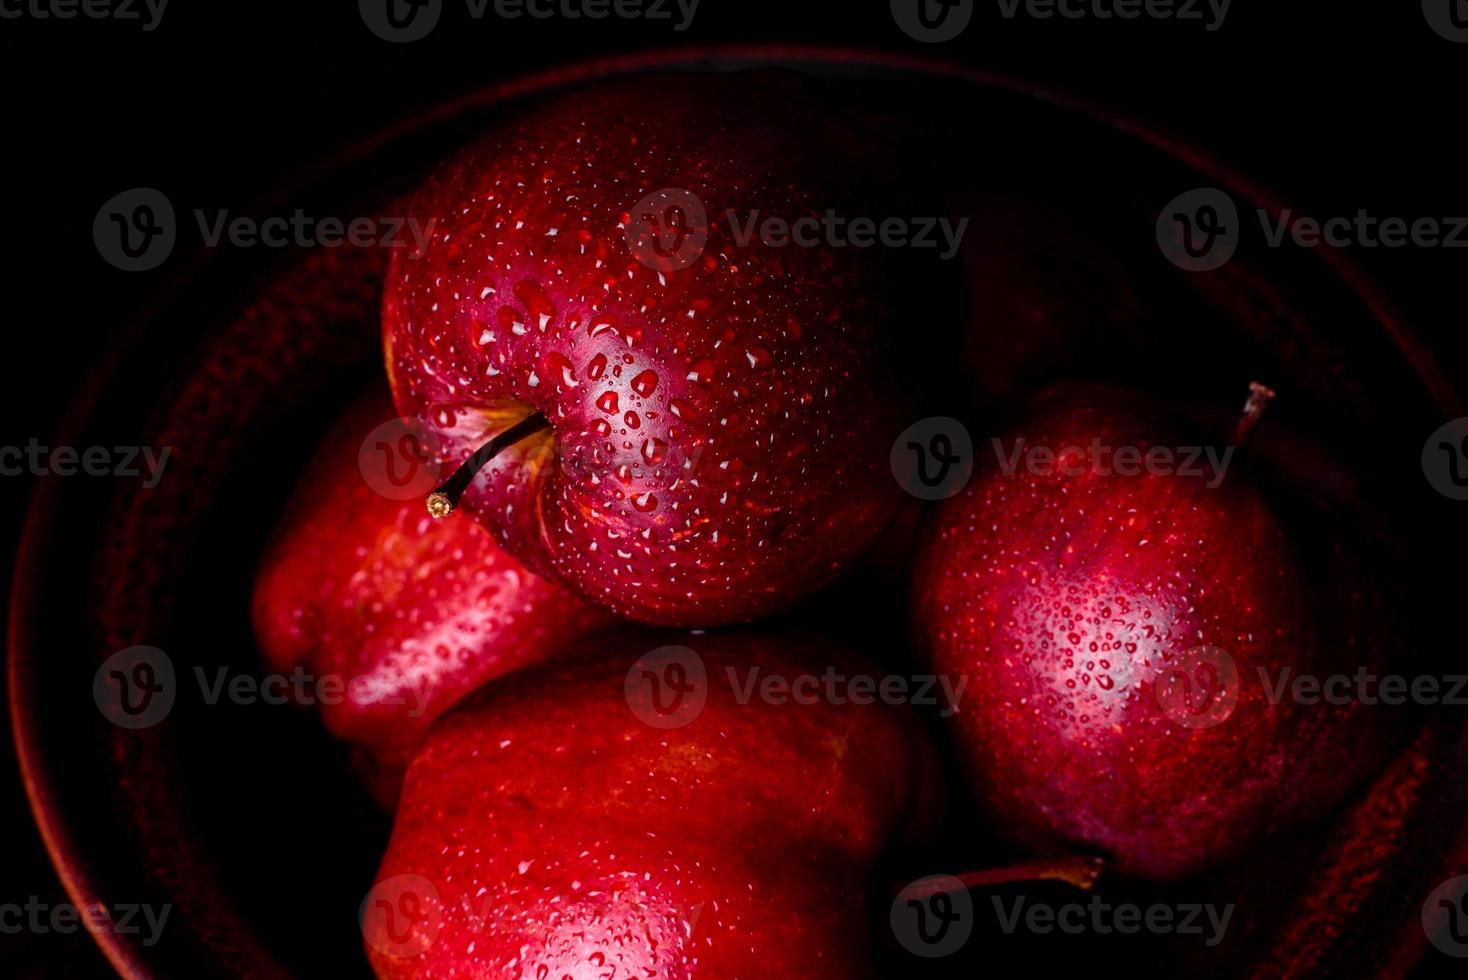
[631,369,659,398]
[642,438,667,464]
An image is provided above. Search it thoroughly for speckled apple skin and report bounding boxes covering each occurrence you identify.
[383,73,906,627]
[365,631,941,979]
[252,389,613,803]
[911,386,1395,880]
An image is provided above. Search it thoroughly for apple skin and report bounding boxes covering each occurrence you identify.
[251,388,613,804]
[364,630,941,978]
[910,384,1396,881]
[382,72,907,627]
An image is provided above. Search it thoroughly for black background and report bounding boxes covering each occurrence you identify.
[1,1,1465,975]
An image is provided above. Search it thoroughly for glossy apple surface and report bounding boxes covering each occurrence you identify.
[910,384,1396,880]
[252,388,612,803]
[364,630,940,977]
[383,72,907,626]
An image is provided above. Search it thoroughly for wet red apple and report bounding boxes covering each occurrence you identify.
[382,72,908,627]
[910,383,1398,879]
[363,630,941,977]
[252,387,612,804]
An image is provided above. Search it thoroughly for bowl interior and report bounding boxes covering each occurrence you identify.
[11,47,1464,978]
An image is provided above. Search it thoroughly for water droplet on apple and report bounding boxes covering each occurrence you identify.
[631,369,659,398]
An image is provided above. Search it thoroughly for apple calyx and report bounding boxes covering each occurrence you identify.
[1232,380,1277,448]
[426,412,550,519]
[900,856,1105,901]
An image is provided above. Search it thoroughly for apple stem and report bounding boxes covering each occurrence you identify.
[426,412,550,519]
[1231,381,1277,448]
[899,856,1104,901]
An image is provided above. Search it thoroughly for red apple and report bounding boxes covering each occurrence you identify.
[910,383,1397,880]
[382,72,907,626]
[252,387,612,804]
[362,630,941,977]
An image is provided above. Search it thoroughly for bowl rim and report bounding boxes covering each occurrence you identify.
[9,42,1460,978]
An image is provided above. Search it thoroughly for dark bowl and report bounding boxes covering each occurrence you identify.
[10,45,1466,978]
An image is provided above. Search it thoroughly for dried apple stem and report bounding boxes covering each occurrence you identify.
[1231,381,1277,448]
[426,412,549,518]
[900,856,1104,900]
